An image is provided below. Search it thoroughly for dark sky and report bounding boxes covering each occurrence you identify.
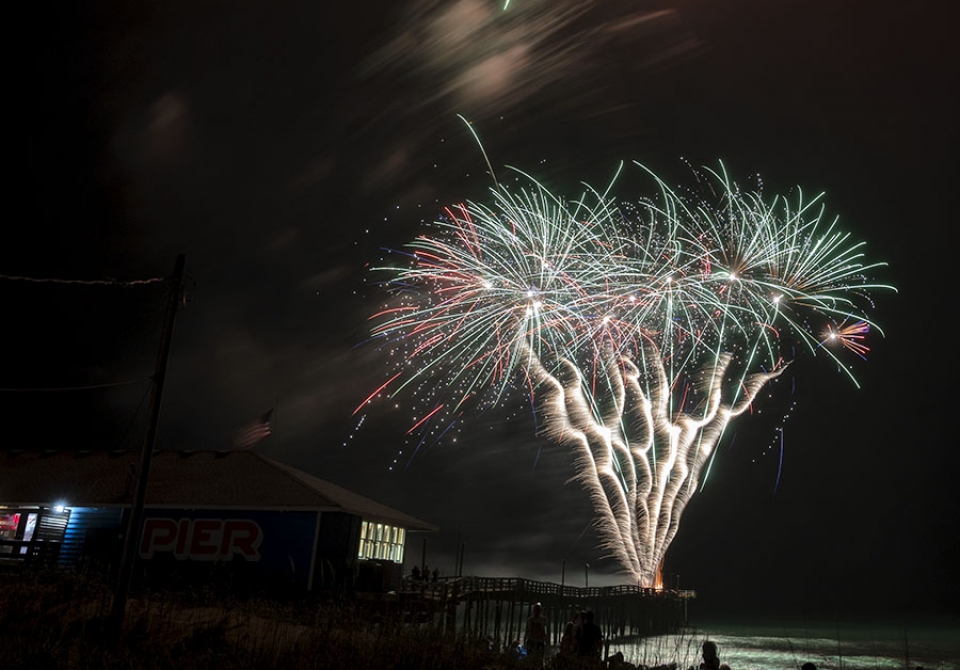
[8,0,959,622]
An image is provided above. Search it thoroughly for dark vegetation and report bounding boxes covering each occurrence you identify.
[0,569,527,670]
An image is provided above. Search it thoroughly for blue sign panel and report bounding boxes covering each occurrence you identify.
[139,509,319,591]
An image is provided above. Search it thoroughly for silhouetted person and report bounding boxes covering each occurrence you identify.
[525,602,549,665]
[605,650,638,669]
[560,612,579,656]
[432,567,439,581]
[576,609,603,662]
[411,565,421,581]
[699,641,730,670]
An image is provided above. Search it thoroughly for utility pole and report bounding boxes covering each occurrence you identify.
[110,254,185,633]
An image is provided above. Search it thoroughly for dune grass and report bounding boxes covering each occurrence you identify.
[0,569,550,670]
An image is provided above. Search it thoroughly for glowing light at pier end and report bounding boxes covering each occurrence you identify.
[363,163,893,587]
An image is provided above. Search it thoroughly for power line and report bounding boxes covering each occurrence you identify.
[0,274,166,286]
[0,378,149,393]
[114,382,154,451]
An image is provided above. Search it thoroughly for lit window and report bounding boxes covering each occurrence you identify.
[358,521,406,562]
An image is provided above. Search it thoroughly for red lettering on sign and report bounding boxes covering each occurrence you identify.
[189,519,221,560]
[175,518,190,558]
[139,517,263,561]
[221,519,262,558]
[140,518,177,558]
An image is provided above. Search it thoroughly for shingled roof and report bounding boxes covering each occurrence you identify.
[0,450,437,532]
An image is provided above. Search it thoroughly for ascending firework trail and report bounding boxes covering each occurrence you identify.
[362,161,892,587]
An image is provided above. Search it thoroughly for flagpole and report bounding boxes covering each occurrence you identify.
[110,254,185,633]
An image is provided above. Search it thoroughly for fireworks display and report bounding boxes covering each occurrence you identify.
[363,163,892,586]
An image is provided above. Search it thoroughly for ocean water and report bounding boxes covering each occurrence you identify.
[614,619,960,670]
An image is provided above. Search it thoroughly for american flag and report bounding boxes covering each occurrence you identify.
[233,409,274,449]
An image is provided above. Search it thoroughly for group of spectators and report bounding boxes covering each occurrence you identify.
[409,565,440,582]
[517,605,827,670]
[557,608,604,662]
[516,604,603,668]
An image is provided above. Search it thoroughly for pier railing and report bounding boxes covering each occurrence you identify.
[393,575,693,647]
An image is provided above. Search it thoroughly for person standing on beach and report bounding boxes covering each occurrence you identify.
[559,612,579,656]
[525,602,549,666]
[575,609,603,663]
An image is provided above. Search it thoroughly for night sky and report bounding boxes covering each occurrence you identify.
[8,0,959,623]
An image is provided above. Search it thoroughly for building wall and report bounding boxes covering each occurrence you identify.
[314,511,362,590]
[135,508,320,592]
[21,504,412,594]
[60,507,124,573]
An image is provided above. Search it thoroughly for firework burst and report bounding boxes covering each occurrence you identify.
[821,318,872,360]
[362,162,893,586]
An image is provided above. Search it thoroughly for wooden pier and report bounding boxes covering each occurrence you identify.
[389,576,694,648]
